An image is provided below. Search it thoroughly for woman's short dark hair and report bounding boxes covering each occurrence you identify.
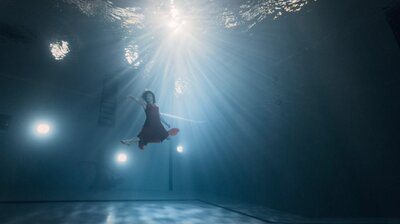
[141,90,156,103]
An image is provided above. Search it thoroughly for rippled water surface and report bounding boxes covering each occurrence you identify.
[64,0,317,29]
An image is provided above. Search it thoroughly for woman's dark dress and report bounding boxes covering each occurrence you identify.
[137,104,169,147]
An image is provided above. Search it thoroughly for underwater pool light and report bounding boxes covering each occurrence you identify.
[116,152,128,163]
[176,145,184,153]
[36,123,50,135]
[30,118,55,139]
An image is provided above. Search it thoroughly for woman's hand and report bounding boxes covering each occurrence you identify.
[127,96,137,101]
[128,95,146,108]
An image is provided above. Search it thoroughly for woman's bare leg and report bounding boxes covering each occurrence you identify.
[121,137,140,145]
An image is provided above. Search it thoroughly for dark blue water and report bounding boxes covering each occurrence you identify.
[1,0,400,222]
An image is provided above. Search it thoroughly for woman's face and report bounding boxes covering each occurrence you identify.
[145,94,154,104]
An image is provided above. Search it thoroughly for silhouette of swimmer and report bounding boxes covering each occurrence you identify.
[121,90,179,149]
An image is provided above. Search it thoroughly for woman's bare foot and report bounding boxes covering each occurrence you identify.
[121,137,140,145]
[168,128,180,136]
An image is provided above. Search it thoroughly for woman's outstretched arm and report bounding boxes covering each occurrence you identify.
[127,96,146,109]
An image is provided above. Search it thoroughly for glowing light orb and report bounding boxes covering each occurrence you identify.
[116,153,128,163]
[125,44,141,67]
[174,78,187,95]
[177,145,184,153]
[49,40,70,60]
[36,123,50,135]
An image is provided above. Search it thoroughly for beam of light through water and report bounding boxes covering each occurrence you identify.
[60,0,319,186]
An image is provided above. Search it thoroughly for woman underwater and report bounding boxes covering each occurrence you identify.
[121,90,179,149]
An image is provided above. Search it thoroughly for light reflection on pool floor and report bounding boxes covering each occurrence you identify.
[0,201,266,224]
[1,200,400,223]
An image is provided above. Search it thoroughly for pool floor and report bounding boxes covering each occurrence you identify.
[0,200,267,224]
